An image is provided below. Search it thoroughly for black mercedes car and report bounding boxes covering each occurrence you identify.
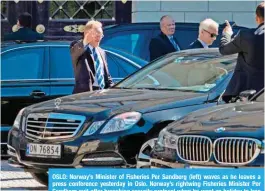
[150,89,264,168]
[8,49,237,185]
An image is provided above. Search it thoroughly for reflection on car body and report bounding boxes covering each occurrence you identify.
[150,89,264,169]
[7,48,238,185]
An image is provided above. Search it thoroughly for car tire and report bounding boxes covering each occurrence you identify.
[30,172,48,186]
[136,137,158,168]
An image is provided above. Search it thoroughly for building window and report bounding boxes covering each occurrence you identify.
[1,1,7,20]
[49,0,115,20]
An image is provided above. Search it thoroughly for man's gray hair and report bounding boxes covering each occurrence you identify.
[199,18,219,33]
[84,20,102,33]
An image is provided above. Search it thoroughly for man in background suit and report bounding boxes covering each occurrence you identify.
[70,20,114,94]
[219,2,264,103]
[4,12,43,42]
[189,18,219,49]
[149,15,181,61]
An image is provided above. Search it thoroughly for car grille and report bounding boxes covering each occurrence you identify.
[26,113,86,140]
[213,137,261,165]
[81,152,125,166]
[176,135,212,163]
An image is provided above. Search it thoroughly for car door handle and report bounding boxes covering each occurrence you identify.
[30,90,46,98]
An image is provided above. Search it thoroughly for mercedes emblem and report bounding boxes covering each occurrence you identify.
[54,98,62,109]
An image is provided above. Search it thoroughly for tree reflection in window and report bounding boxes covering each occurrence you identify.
[49,0,114,20]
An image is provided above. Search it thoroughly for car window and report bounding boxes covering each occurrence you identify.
[106,51,138,78]
[102,31,149,58]
[1,48,44,80]
[50,47,74,78]
[117,54,236,93]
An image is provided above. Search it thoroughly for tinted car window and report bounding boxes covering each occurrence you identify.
[50,47,73,78]
[102,31,149,58]
[106,52,138,78]
[1,48,44,80]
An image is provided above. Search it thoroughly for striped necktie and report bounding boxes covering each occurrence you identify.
[92,48,105,89]
[169,36,180,51]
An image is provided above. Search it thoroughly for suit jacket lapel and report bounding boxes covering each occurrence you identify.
[160,33,177,50]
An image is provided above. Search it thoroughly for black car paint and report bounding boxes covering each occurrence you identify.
[151,91,264,168]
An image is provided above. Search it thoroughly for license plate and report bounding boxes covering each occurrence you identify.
[26,143,61,158]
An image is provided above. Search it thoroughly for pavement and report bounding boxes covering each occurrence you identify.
[0,158,48,191]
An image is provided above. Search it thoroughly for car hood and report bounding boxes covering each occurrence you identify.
[26,88,207,117]
[167,102,264,139]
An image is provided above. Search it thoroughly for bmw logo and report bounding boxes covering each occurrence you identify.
[215,127,226,133]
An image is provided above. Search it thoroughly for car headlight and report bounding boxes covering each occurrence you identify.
[100,112,141,134]
[13,108,25,129]
[157,128,178,149]
[83,121,105,136]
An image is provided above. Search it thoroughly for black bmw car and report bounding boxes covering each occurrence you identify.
[150,89,264,168]
[8,49,237,185]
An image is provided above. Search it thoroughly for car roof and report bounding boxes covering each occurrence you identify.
[1,41,71,50]
[104,22,248,31]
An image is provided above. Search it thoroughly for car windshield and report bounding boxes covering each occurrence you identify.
[116,53,236,92]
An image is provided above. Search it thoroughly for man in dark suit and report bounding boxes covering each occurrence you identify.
[70,20,114,94]
[189,18,219,49]
[149,15,181,61]
[219,2,264,103]
[4,12,43,42]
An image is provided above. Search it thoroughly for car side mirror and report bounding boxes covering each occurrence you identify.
[239,90,256,102]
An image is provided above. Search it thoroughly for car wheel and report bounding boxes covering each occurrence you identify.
[30,172,48,186]
[136,138,157,168]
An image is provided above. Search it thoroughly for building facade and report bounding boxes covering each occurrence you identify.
[1,0,131,40]
[1,1,261,40]
[132,1,261,28]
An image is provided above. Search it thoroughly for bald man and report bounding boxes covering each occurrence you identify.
[149,15,181,61]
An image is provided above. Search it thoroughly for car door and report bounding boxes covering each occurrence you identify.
[102,30,150,61]
[1,46,50,127]
[105,50,140,83]
[49,45,75,97]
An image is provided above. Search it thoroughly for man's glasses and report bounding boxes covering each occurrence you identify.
[203,29,218,38]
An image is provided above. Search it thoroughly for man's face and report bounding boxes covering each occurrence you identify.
[201,26,219,45]
[161,17,175,36]
[85,26,104,47]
